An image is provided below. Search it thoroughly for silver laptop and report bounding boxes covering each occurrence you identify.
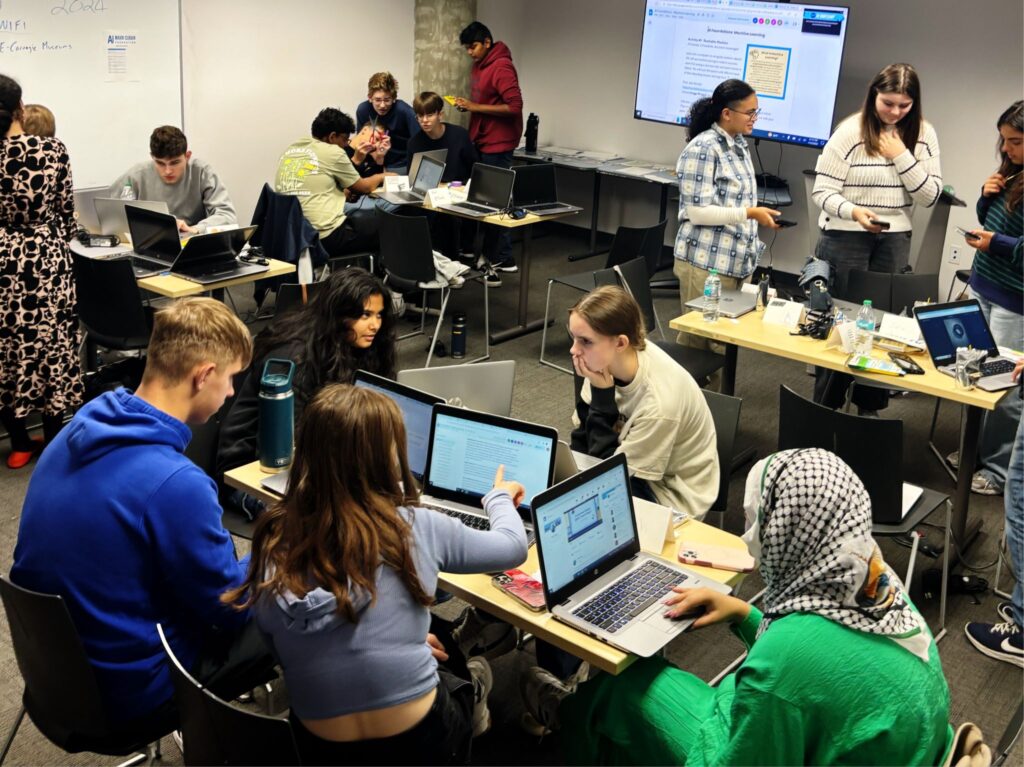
[437,163,515,218]
[913,299,1018,391]
[418,404,557,540]
[554,440,603,483]
[377,154,446,206]
[407,149,448,187]
[397,360,515,416]
[684,288,757,318]
[532,453,730,657]
[512,163,582,216]
[94,197,170,236]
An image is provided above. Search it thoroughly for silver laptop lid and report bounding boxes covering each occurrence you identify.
[94,197,171,236]
[412,155,445,194]
[408,149,448,185]
[397,360,515,416]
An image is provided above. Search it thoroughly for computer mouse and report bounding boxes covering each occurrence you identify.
[510,208,528,220]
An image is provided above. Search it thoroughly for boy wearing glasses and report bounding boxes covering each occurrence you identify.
[355,71,420,173]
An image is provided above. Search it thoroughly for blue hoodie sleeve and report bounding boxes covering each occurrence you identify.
[144,464,249,630]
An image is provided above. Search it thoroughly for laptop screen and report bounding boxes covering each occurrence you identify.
[125,206,181,260]
[354,373,442,481]
[468,164,515,208]
[915,301,998,365]
[534,457,638,595]
[425,408,554,513]
[413,155,445,193]
[513,164,557,206]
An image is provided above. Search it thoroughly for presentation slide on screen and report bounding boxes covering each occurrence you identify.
[635,0,849,147]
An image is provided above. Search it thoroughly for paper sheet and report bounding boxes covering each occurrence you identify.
[633,497,675,554]
[877,313,924,348]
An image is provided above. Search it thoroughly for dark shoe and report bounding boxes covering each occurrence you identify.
[997,602,1016,624]
[452,607,517,660]
[493,260,519,273]
[483,268,502,288]
[964,621,1023,668]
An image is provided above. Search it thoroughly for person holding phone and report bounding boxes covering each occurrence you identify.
[811,63,942,414]
[673,78,780,390]
[950,100,1023,497]
[542,449,952,766]
[223,384,529,763]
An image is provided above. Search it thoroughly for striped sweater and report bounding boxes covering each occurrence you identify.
[969,184,1023,314]
[812,115,942,232]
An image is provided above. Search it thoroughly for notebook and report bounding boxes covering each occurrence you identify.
[532,454,730,657]
[913,300,1018,391]
[512,163,582,216]
[437,163,515,218]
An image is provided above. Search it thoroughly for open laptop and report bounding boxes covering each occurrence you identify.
[378,154,446,206]
[554,440,603,483]
[259,371,444,497]
[532,453,730,657]
[419,404,557,539]
[407,149,448,187]
[512,163,582,216]
[397,360,516,417]
[171,226,265,284]
[123,205,184,277]
[684,289,757,319]
[437,163,515,218]
[94,197,170,237]
[913,300,1018,391]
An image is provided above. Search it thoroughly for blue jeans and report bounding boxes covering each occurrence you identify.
[970,288,1024,489]
[479,150,514,264]
[1007,411,1023,628]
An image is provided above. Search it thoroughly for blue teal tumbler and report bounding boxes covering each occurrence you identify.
[258,359,295,473]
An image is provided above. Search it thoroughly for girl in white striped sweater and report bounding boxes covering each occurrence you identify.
[811,62,942,413]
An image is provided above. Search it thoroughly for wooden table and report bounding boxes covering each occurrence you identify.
[136,258,294,299]
[223,460,746,675]
[669,308,1007,552]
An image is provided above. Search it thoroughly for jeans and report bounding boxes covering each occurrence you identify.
[1007,410,1023,628]
[971,288,1024,489]
[479,150,514,264]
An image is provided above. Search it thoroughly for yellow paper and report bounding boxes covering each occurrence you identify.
[443,95,457,105]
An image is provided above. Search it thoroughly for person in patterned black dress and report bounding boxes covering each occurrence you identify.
[0,75,83,469]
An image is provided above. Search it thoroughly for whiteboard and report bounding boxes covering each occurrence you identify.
[0,0,182,189]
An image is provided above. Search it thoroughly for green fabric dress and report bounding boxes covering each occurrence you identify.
[560,606,953,766]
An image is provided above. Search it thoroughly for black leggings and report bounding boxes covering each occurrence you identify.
[1,408,65,452]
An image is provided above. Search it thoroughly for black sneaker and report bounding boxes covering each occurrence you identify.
[997,602,1016,624]
[964,621,1024,668]
[493,260,519,273]
[483,268,502,288]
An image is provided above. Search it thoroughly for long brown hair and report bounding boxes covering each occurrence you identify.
[223,385,432,621]
[860,63,923,157]
[997,100,1023,211]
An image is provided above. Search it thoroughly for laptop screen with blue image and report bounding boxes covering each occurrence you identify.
[914,301,998,366]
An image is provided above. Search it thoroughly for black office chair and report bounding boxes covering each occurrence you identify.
[157,625,300,766]
[701,390,743,530]
[275,281,325,319]
[0,576,166,766]
[891,272,939,316]
[71,252,153,371]
[846,270,893,311]
[777,386,951,638]
[945,268,972,302]
[378,209,489,366]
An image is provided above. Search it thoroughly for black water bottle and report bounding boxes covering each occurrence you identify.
[525,112,539,153]
[451,312,467,359]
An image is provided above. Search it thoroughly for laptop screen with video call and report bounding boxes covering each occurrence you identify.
[915,301,998,366]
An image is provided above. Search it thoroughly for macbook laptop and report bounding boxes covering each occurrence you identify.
[123,205,184,277]
[407,149,448,187]
[512,163,582,216]
[684,289,757,319]
[397,360,516,417]
[378,154,446,206]
[419,404,557,539]
[532,453,730,657]
[913,300,1018,391]
[437,163,515,218]
[259,371,444,496]
[94,197,170,237]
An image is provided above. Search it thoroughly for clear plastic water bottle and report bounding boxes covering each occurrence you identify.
[702,269,721,322]
[855,300,875,355]
[120,180,135,200]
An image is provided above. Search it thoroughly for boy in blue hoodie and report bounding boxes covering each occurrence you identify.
[11,297,274,742]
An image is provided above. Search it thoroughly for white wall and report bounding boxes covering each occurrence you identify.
[479,0,1023,291]
[181,0,415,227]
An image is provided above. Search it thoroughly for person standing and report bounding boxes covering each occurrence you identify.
[0,74,83,469]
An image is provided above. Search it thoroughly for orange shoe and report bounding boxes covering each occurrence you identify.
[6,438,44,470]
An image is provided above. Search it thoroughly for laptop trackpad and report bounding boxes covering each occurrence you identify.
[640,604,692,634]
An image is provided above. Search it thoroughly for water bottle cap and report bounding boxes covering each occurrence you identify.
[260,358,295,395]
[863,300,872,306]
[709,269,718,275]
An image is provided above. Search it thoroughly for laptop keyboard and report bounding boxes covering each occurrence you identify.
[980,359,1014,376]
[572,560,689,634]
[422,503,490,531]
[456,202,495,214]
[525,204,564,213]
[395,191,423,202]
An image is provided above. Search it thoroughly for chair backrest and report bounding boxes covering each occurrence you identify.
[157,625,300,766]
[0,575,111,743]
[639,219,668,277]
[604,224,650,269]
[778,386,903,521]
[276,281,324,319]
[891,273,939,316]
[701,390,742,512]
[612,257,658,336]
[71,252,151,343]
[846,270,892,312]
[377,209,436,288]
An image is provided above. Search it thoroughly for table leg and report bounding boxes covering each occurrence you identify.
[721,344,738,397]
[658,184,669,224]
[951,405,985,555]
[489,225,551,344]
[568,172,604,262]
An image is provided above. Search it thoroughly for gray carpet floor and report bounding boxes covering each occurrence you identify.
[0,227,1019,765]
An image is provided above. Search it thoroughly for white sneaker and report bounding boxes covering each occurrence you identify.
[971,472,1002,496]
[171,729,184,756]
[518,662,589,735]
[466,656,493,737]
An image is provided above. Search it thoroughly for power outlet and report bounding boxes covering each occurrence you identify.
[948,246,962,265]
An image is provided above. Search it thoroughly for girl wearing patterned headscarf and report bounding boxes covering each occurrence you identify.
[553,449,953,766]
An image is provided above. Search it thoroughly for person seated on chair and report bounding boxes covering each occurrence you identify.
[536,449,953,765]
[216,268,397,499]
[223,384,529,763]
[108,125,237,234]
[354,71,420,173]
[11,298,276,741]
[569,285,719,521]
[275,108,390,259]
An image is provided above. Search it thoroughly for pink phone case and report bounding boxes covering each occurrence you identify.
[491,569,546,610]
[677,541,755,573]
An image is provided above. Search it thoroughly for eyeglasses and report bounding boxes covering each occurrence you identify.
[731,108,762,119]
[371,97,394,106]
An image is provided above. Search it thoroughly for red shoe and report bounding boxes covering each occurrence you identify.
[7,437,44,470]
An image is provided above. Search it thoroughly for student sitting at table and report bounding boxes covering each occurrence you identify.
[216,268,397,504]
[108,125,237,233]
[542,449,952,765]
[275,108,389,258]
[223,384,529,763]
[354,71,420,172]
[569,286,719,520]
[12,298,276,742]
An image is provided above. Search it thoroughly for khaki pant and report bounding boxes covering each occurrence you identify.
[673,259,742,391]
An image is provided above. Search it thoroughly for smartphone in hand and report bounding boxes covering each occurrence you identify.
[492,569,546,611]
[868,219,891,230]
[955,226,981,240]
[774,219,798,228]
